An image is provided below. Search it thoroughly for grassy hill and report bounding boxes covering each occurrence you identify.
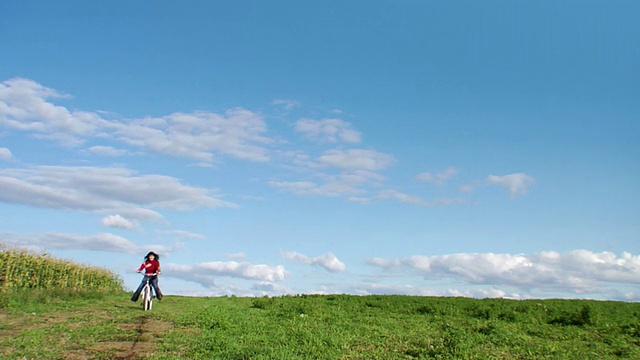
[1,248,639,359]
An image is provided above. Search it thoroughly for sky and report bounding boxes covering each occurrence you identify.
[0,1,639,301]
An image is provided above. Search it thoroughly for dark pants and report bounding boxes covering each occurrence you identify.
[131,275,162,301]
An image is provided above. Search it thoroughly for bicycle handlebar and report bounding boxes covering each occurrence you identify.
[139,272,161,276]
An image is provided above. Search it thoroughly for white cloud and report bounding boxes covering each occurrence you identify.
[367,257,394,268]
[354,283,443,296]
[251,281,291,294]
[347,196,371,204]
[112,108,273,163]
[0,78,105,146]
[2,231,175,255]
[458,184,475,193]
[0,147,12,161]
[163,230,206,240]
[458,288,512,299]
[0,78,274,163]
[0,165,237,221]
[268,160,388,198]
[272,99,300,111]
[445,287,525,300]
[317,149,394,171]
[378,189,464,207]
[271,149,394,197]
[351,284,523,299]
[1,78,403,205]
[368,250,640,295]
[378,189,425,205]
[487,173,535,198]
[269,181,318,195]
[417,167,458,186]
[281,250,346,272]
[269,177,368,198]
[84,145,129,157]
[101,214,137,230]
[164,261,288,288]
[624,292,640,301]
[296,118,361,143]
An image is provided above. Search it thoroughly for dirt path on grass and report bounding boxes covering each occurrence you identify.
[1,308,175,360]
[85,315,173,360]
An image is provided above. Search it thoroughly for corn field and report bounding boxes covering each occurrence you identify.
[0,246,124,292]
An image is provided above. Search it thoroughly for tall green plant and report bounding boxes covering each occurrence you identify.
[0,246,124,293]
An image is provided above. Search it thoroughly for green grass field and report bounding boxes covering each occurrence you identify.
[2,248,640,359]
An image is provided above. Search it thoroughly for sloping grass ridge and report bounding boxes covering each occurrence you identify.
[1,248,639,359]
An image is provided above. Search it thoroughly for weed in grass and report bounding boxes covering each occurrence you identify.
[548,304,592,326]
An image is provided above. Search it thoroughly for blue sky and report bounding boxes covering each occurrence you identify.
[1,0,639,300]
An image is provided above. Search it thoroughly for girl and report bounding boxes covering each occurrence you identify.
[131,251,163,301]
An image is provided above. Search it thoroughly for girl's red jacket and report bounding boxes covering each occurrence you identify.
[138,259,161,275]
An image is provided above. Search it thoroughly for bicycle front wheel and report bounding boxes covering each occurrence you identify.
[142,284,153,311]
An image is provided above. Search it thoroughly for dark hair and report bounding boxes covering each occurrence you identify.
[145,251,160,260]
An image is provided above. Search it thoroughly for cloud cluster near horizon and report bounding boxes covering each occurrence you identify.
[281,250,346,272]
[3,230,639,300]
[368,251,640,299]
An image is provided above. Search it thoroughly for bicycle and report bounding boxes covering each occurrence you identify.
[141,273,159,311]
